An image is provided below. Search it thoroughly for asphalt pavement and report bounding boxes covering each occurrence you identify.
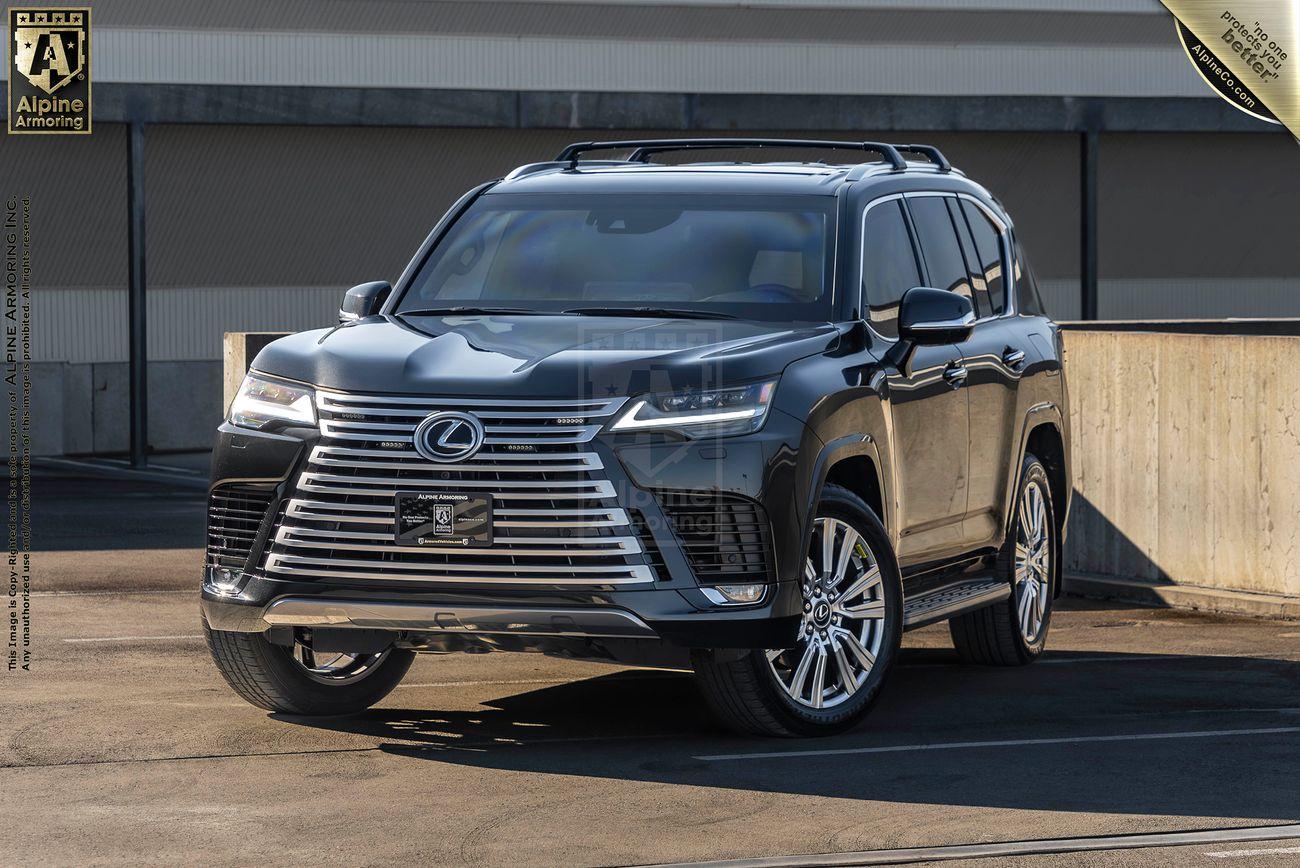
[4,470,1299,866]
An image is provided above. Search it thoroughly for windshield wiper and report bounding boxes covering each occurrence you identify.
[397,306,545,317]
[561,306,737,320]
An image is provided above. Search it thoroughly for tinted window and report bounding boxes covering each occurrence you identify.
[399,193,836,322]
[860,200,921,338]
[1012,232,1045,316]
[961,200,1006,315]
[948,198,989,318]
[908,196,973,304]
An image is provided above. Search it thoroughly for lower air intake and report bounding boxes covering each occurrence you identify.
[652,491,774,585]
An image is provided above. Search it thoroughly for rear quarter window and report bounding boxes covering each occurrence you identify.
[1011,232,1046,316]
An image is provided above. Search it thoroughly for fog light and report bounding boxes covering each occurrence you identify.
[710,584,765,604]
[207,566,244,596]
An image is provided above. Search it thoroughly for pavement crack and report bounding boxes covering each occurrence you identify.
[0,745,383,771]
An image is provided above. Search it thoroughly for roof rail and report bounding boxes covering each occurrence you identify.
[554,138,909,171]
[504,160,630,180]
[894,144,952,173]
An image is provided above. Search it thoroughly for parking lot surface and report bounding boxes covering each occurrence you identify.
[4,471,1299,866]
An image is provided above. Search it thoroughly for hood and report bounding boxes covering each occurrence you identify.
[251,313,841,397]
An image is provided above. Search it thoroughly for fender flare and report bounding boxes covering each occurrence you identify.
[1006,401,1066,595]
[799,432,891,565]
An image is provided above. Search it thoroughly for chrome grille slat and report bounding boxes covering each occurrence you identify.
[298,472,616,495]
[316,445,602,464]
[310,454,602,474]
[315,406,606,420]
[284,499,630,528]
[316,425,603,445]
[317,391,618,413]
[278,525,639,553]
[264,392,651,588]
[265,553,655,584]
[297,480,611,501]
[275,536,639,558]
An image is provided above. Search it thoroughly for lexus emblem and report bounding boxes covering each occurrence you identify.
[412,411,485,463]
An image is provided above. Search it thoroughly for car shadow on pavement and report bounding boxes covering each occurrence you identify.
[280,646,1300,822]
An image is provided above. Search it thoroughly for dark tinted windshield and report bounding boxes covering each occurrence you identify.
[397,193,836,321]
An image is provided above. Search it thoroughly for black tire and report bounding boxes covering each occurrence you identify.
[203,617,414,716]
[949,452,1057,666]
[692,484,903,737]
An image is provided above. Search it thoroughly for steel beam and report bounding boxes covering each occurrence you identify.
[92,85,1278,134]
[1080,129,1099,321]
[126,122,148,466]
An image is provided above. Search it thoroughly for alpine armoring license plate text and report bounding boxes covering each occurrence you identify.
[394,492,493,547]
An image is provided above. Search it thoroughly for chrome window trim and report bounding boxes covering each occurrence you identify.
[855,192,912,342]
[953,192,1017,321]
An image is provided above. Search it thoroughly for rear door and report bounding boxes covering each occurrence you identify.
[951,197,1023,549]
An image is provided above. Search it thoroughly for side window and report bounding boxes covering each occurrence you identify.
[1011,231,1045,316]
[960,200,1007,315]
[947,198,990,319]
[860,200,922,338]
[907,196,973,306]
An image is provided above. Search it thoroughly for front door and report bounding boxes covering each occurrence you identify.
[884,341,971,565]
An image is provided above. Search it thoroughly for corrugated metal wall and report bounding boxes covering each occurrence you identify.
[3,0,1297,367]
[11,124,1300,363]
[41,29,1202,97]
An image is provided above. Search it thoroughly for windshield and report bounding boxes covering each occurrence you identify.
[396,193,837,322]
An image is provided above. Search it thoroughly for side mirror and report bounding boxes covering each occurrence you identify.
[339,281,391,323]
[898,286,975,345]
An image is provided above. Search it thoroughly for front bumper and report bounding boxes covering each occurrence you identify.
[204,398,819,651]
[202,571,803,649]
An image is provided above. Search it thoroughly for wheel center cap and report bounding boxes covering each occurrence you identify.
[812,601,832,627]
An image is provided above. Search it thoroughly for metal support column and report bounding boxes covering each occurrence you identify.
[126,121,148,466]
[1080,129,1099,320]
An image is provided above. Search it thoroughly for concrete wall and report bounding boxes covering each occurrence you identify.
[9,360,222,457]
[1064,328,1300,598]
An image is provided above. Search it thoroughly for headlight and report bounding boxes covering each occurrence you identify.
[609,381,776,438]
[229,374,317,430]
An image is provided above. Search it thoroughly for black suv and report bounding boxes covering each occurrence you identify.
[202,139,1070,737]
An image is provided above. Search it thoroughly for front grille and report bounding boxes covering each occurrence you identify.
[261,391,656,587]
[629,509,670,582]
[207,484,275,569]
[653,491,774,584]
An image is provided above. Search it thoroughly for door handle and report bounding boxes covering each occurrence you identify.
[943,362,968,386]
[1002,347,1026,368]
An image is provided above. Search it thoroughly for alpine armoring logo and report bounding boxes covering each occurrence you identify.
[8,7,91,134]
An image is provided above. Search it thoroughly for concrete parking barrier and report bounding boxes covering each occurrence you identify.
[1060,322,1300,615]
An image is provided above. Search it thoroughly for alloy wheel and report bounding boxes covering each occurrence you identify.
[287,641,389,685]
[1014,479,1051,644]
[766,516,887,709]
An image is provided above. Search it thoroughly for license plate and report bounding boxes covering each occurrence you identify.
[395,492,493,547]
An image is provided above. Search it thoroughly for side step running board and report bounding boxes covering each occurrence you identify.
[902,579,1009,629]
